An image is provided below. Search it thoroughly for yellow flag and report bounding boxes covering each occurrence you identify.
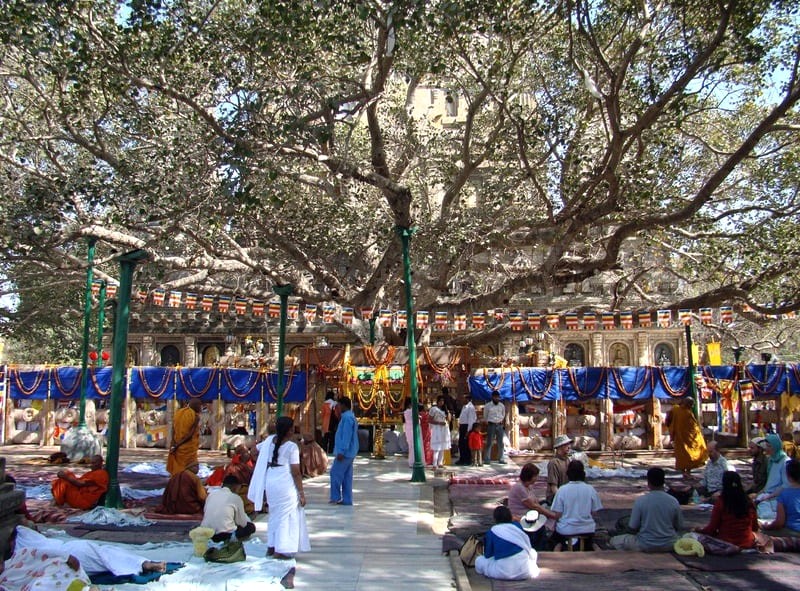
[706,342,722,366]
[691,344,701,365]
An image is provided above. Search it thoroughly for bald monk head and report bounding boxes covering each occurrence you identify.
[90,455,104,470]
[188,400,203,413]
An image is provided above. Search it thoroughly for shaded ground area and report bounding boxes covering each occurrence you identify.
[444,453,800,591]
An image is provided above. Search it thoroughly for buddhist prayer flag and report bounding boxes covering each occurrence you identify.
[678,309,692,325]
[546,314,560,329]
[234,297,248,315]
[185,293,198,310]
[91,280,102,298]
[638,310,652,327]
[565,312,579,330]
[217,295,231,313]
[472,312,485,329]
[153,288,166,306]
[304,304,317,322]
[379,309,393,327]
[168,291,182,308]
[602,312,615,330]
[509,312,524,331]
[583,312,596,330]
[251,300,265,316]
[785,311,796,319]
[657,309,671,327]
[741,303,753,313]
[287,303,299,320]
[268,302,281,318]
[494,309,505,321]
[106,284,118,299]
[454,314,467,330]
[416,310,429,329]
[341,307,354,325]
[620,311,633,329]
[720,306,733,323]
[527,312,541,330]
[396,310,407,328]
[360,307,374,320]
[700,308,713,325]
[435,311,448,330]
[136,289,148,303]
[201,295,215,312]
[323,305,336,324]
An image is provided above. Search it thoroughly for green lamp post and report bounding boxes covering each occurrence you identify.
[274,284,293,417]
[105,249,148,508]
[397,226,425,483]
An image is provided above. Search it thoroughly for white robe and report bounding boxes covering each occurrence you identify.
[429,406,451,452]
[249,435,311,555]
[15,526,147,576]
[475,523,539,581]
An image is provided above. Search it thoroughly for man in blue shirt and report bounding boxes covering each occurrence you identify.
[330,396,360,505]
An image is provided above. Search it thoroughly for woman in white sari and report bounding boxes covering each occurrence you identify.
[249,416,310,559]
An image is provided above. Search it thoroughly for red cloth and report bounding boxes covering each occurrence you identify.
[420,411,433,465]
[697,497,759,548]
[51,469,109,510]
[156,470,207,515]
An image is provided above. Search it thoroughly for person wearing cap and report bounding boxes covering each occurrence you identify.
[610,467,684,552]
[746,437,769,495]
[546,435,572,504]
[475,505,540,581]
[483,391,507,464]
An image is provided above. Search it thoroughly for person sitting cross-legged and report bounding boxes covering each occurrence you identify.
[201,474,256,542]
[610,467,684,552]
[51,454,109,510]
[156,461,207,514]
[550,460,602,551]
[475,506,540,582]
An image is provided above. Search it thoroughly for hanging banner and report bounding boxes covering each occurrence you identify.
[360,307,374,320]
[304,304,317,322]
[700,308,713,325]
[657,309,671,327]
[583,312,596,330]
[679,309,692,325]
[435,311,448,330]
[706,342,722,366]
[472,312,485,329]
[638,310,652,328]
[720,306,733,323]
[396,309,407,328]
[185,293,198,310]
[217,295,232,313]
[620,311,633,329]
[341,307,354,325]
[287,303,299,320]
[546,314,560,329]
[602,312,615,330]
[565,312,579,330]
[251,300,265,316]
[509,312,524,331]
[268,302,281,318]
[152,288,166,306]
[415,310,429,329]
[201,295,215,312]
[454,314,467,331]
[106,284,118,299]
[323,305,336,324]
[527,312,541,330]
[168,291,182,308]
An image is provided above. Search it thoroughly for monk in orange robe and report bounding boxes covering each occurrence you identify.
[667,397,708,475]
[206,444,256,512]
[51,455,109,509]
[156,462,207,514]
[300,434,328,478]
[167,399,202,475]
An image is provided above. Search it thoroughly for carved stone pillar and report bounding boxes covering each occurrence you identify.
[184,336,197,368]
[142,335,156,367]
[590,333,604,366]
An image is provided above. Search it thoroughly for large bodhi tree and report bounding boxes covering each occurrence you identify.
[0,0,799,348]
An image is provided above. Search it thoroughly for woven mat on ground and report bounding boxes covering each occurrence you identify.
[674,551,800,572]
[537,550,686,573]
[27,501,83,524]
[490,570,698,591]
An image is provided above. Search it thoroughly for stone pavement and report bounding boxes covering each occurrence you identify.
[0,446,456,590]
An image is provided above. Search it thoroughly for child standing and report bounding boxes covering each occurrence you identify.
[468,423,484,466]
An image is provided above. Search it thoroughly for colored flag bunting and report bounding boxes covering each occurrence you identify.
[509,312,524,331]
[720,306,733,323]
[304,304,317,322]
[201,295,214,312]
[638,310,652,328]
[527,312,541,330]
[268,302,281,318]
[620,311,633,330]
[287,303,299,320]
[234,297,248,315]
[583,312,596,330]
[152,288,166,307]
[168,291,182,308]
[472,312,485,329]
[379,309,393,327]
[602,312,615,330]
[565,312,579,330]
[185,293,198,310]
[657,309,671,327]
[323,305,335,324]
[678,309,692,325]
[416,310,429,329]
[546,314,560,329]
[396,310,407,328]
[217,295,232,313]
[341,307,354,325]
[454,314,467,330]
[360,307,374,320]
[91,280,101,298]
[700,308,713,325]
[106,284,118,299]
[435,311,448,330]
[251,300,265,316]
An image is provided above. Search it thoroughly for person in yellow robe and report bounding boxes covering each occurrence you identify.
[51,454,109,509]
[667,397,708,475]
[167,399,202,475]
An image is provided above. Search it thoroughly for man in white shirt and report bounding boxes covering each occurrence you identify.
[483,392,507,464]
[456,394,478,465]
[698,440,734,498]
[201,475,256,542]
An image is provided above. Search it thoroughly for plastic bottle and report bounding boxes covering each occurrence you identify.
[691,488,700,504]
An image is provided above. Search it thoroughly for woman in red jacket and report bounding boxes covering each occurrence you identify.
[696,471,758,549]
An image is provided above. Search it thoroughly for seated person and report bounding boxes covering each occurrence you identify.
[14,525,166,576]
[507,463,556,548]
[201,475,256,543]
[300,433,328,478]
[206,443,256,512]
[475,506,539,581]
[550,460,602,551]
[51,454,109,510]
[611,467,684,552]
[546,436,572,504]
[697,441,733,498]
[746,437,768,495]
[763,459,800,537]
[156,461,207,514]
[695,471,758,549]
